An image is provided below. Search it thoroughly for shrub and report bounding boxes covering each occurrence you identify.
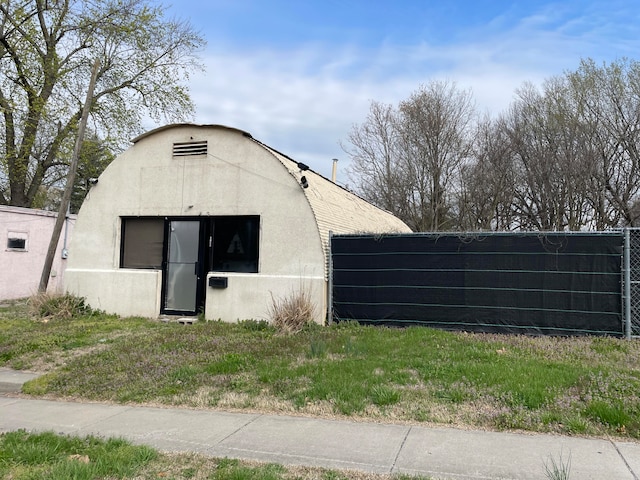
[268,286,315,334]
[28,293,97,321]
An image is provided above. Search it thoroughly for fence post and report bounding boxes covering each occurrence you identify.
[624,228,632,340]
[328,230,334,325]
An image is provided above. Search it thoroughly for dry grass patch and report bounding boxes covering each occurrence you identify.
[140,453,429,479]
[28,292,97,321]
[268,286,316,334]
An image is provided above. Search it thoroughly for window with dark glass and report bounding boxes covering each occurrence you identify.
[120,216,260,273]
[211,216,259,273]
[121,218,164,269]
[7,237,26,250]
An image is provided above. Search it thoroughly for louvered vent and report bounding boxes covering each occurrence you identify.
[173,140,207,157]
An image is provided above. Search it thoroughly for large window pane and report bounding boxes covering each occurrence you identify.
[212,216,259,273]
[121,218,164,269]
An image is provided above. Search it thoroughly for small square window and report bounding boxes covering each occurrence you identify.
[8,238,26,249]
[7,232,27,251]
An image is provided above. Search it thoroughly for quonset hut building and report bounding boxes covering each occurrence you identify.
[64,124,411,322]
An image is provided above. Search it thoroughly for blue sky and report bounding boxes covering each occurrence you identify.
[163,0,640,183]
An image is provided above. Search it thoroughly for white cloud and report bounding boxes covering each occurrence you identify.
[186,2,640,183]
[189,45,538,182]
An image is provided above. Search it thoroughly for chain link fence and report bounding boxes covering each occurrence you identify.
[331,229,640,338]
[625,228,640,338]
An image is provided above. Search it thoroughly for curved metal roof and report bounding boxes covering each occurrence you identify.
[132,123,252,143]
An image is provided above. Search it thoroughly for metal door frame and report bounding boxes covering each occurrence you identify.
[160,218,207,316]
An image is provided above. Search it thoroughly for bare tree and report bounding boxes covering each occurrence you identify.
[568,58,640,227]
[396,81,476,231]
[456,115,515,230]
[345,59,640,232]
[342,101,410,219]
[343,82,476,232]
[502,78,594,230]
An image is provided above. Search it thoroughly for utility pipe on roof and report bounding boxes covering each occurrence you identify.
[331,158,338,183]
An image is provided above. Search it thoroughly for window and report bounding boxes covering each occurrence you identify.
[211,216,259,273]
[119,216,260,273]
[7,232,27,251]
[121,218,164,268]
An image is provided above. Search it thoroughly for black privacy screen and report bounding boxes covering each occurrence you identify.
[331,232,623,336]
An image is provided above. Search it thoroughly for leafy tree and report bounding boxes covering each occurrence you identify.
[70,134,114,213]
[0,0,205,207]
[33,133,114,212]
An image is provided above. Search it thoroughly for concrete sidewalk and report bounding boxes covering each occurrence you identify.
[0,370,638,480]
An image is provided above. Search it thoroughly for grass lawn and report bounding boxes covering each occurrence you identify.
[0,430,425,480]
[1,298,640,441]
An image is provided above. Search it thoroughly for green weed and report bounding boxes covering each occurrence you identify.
[206,353,253,374]
[583,400,631,428]
[543,451,571,480]
[371,385,401,406]
[0,430,157,479]
[309,337,328,358]
[239,319,274,332]
[1,303,639,440]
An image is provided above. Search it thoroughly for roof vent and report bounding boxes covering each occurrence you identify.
[173,140,207,157]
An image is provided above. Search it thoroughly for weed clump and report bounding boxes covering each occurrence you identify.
[29,293,98,321]
[543,451,571,480]
[268,287,316,334]
[238,319,273,332]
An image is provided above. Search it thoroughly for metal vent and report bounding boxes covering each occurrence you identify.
[173,140,207,157]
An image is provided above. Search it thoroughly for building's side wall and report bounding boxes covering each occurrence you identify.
[65,126,326,321]
[0,207,74,301]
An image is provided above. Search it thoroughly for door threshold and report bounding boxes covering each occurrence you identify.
[158,315,197,325]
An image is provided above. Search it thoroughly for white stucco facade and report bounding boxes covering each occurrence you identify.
[64,124,410,322]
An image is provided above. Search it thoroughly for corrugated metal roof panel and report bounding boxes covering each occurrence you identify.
[257,143,411,278]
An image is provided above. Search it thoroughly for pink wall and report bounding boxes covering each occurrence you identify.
[0,206,76,301]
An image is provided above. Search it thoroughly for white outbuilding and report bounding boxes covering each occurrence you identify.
[64,124,411,322]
